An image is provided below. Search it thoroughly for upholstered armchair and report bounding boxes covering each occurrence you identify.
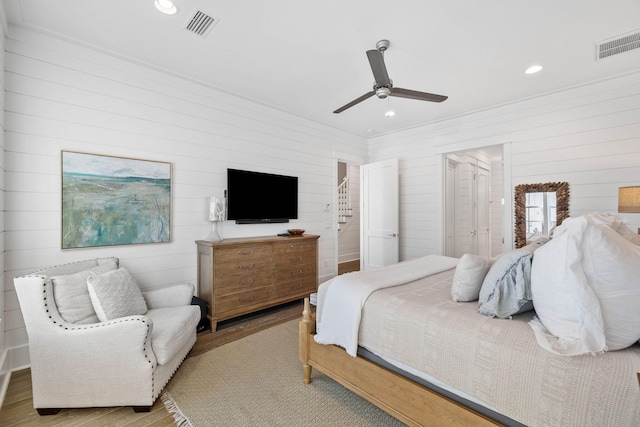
[13,257,201,414]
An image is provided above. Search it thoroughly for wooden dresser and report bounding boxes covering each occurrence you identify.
[196,234,319,330]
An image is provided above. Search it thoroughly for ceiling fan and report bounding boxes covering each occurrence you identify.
[334,39,448,114]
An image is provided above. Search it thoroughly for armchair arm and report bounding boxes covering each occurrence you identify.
[27,314,159,409]
[142,283,194,309]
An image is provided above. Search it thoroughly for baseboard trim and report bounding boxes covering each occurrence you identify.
[0,370,10,409]
[0,348,9,409]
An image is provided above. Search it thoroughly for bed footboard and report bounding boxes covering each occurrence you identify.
[299,297,501,427]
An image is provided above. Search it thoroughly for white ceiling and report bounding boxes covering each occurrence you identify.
[3,0,640,137]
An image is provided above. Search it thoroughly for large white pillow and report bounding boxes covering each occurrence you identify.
[51,259,119,324]
[87,268,148,322]
[530,213,640,355]
[451,254,492,302]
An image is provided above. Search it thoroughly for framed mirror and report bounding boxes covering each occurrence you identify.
[514,182,570,248]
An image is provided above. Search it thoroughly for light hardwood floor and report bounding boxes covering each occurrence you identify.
[338,259,360,275]
[0,301,302,427]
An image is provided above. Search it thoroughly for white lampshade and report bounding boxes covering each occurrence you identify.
[618,186,640,213]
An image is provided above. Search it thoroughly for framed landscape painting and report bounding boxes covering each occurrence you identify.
[62,151,171,249]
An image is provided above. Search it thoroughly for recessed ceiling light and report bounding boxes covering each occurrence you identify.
[524,65,543,75]
[385,110,396,117]
[155,0,178,15]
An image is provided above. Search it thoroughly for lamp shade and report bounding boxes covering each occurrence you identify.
[618,186,640,213]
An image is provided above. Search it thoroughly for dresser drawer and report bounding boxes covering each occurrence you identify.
[214,286,273,314]
[273,279,316,299]
[273,241,316,254]
[273,242,317,268]
[215,245,271,263]
[272,264,317,282]
[214,260,272,276]
[214,273,272,295]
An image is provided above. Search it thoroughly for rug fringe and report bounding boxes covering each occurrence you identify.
[161,391,193,427]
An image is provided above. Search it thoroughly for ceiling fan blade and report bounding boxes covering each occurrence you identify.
[366,50,391,87]
[390,87,448,103]
[333,91,375,114]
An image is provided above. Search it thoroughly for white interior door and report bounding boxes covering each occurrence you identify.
[361,158,399,270]
[445,153,492,258]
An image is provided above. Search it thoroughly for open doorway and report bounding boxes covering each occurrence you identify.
[337,161,361,275]
[444,146,504,258]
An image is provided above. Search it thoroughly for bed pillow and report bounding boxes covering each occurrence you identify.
[530,213,640,355]
[451,254,493,302]
[51,259,119,324]
[87,268,148,322]
[477,238,548,318]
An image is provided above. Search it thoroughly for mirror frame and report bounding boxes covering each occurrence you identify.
[514,182,570,248]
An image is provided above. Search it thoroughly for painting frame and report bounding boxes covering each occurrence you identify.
[61,151,172,249]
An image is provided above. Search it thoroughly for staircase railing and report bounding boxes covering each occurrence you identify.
[337,176,352,228]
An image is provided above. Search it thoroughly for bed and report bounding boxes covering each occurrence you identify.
[299,213,640,426]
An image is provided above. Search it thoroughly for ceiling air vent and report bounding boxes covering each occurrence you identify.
[185,10,218,38]
[596,29,640,60]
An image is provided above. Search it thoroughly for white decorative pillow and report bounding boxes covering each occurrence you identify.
[477,238,548,319]
[52,260,119,324]
[451,254,492,302]
[87,268,148,322]
[530,213,640,355]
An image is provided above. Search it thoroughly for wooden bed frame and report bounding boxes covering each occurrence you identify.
[298,298,502,427]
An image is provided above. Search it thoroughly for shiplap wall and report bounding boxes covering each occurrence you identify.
[369,71,640,260]
[0,11,8,392]
[2,26,367,369]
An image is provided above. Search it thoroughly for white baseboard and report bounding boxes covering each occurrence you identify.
[0,348,8,409]
[0,371,9,410]
[0,344,31,408]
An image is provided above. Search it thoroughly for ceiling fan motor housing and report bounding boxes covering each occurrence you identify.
[375,86,391,99]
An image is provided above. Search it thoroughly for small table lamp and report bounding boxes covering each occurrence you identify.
[205,196,225,242]
[618,186,640,234]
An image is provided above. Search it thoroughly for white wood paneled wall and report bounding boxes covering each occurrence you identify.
[0,10,8,395]
[2,27,367,368]
[369,71,640,261]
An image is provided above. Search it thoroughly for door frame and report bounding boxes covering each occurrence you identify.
[333,152,365,277]
[437,139,513,256]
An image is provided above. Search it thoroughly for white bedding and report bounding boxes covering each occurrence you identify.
[357,268,640,426]
[314,255,458,356]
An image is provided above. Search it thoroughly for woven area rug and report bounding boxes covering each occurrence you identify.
[162,319,405,426]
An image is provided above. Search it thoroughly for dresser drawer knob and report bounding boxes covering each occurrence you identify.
[291,269,303,275]
[291,256,302,261]
[239,295,254,303]
[238,278,254,286]
[290,283,303,290]
[239,263,254,269]
[238,249,254,255]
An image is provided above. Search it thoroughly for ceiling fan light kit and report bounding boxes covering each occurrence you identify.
[333,39,448,114]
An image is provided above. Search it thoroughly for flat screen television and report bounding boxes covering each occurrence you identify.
[226,168,298,224]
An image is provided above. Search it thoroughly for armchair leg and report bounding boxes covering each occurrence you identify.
[36,408,61,416]
[132,406,152,413]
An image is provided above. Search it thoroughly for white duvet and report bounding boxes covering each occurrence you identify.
[314,255,458,356]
